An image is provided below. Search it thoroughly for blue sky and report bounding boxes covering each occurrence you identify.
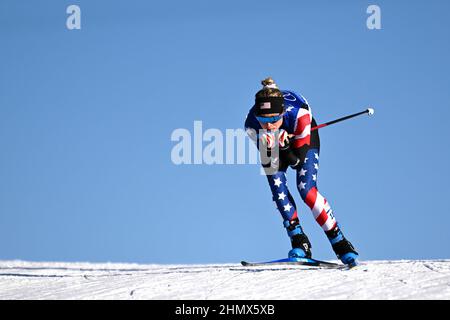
[1,0,450,264]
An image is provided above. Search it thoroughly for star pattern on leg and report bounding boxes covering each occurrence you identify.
[273,177,282,187]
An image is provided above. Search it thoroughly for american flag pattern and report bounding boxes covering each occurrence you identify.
[245,89,335,234]
[292,103,312,149]
[267,148,337,232]
[266,171,299,223]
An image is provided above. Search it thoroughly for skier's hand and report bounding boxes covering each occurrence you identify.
[259,132,276,149]
[259,132,279,173]
[260,130,289,149]
[278,129,290,150]
[277,130,301,169]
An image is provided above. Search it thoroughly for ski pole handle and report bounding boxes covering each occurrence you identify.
[311,108,375,131]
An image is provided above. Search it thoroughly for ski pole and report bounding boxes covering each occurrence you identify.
[311,108,375,131]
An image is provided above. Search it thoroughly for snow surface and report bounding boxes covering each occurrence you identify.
[0,260,449,300]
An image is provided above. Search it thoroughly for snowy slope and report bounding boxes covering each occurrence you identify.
[0,260,449,300]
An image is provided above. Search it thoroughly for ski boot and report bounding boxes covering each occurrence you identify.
[326,224,359,266]
[284,218,312,260]
[289,233,312,259]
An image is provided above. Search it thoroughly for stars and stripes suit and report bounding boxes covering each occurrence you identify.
[245,90,338,239]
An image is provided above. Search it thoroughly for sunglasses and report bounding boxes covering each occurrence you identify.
[256,114,284,124]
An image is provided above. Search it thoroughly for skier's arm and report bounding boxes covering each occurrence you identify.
[292,104,312,149]
[288,103,313,163]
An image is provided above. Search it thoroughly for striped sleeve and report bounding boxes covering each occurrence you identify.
[292,104,312,148]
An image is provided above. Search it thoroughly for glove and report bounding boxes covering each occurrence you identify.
[259,132,279,171]
[259,131,276,149]
[277,130,301,169]
[259,132,276,167]
[278,129,290,150]
[259,130,289,150]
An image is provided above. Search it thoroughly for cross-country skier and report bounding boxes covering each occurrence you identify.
[244,77,359,266]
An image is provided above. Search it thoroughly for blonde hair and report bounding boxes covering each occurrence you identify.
[255,77,283,98]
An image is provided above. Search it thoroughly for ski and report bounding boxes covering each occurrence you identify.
[240,257,344,269]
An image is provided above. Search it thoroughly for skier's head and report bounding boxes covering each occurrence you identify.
[254,77,285,131]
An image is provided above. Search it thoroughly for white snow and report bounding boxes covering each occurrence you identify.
[0,260,449,300]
